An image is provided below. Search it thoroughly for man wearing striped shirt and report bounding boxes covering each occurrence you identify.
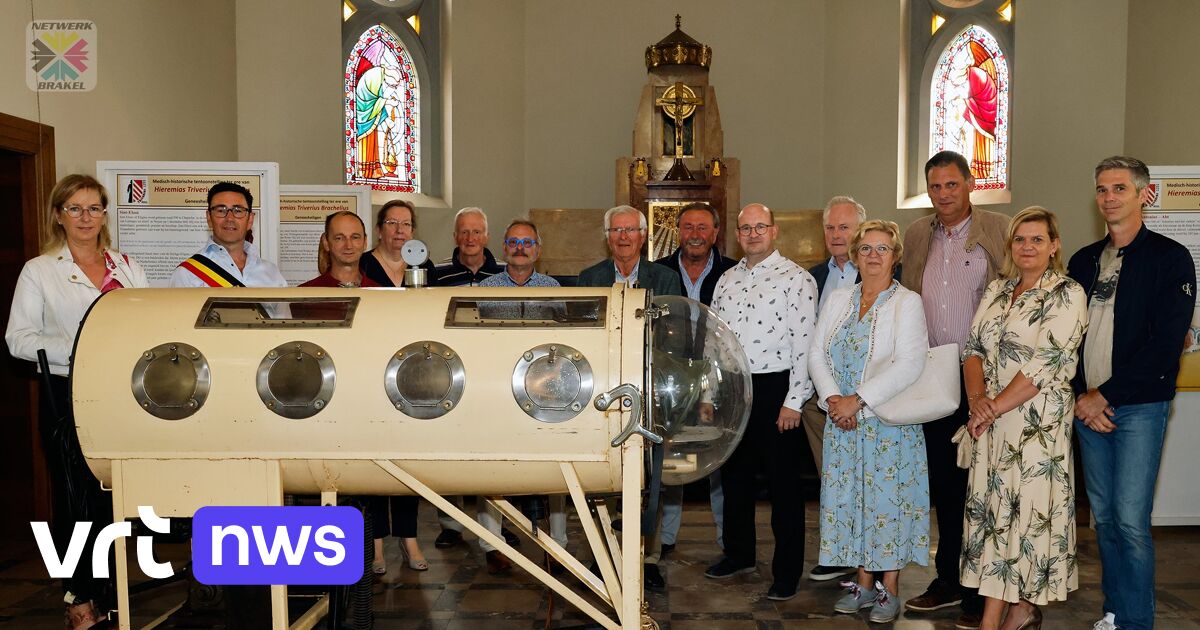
[900,151,1008,629]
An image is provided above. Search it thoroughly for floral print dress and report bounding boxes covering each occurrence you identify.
[960,269,1087,604]
[819,283,930,571]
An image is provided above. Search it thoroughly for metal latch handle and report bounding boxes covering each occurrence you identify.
[595,383,663,447]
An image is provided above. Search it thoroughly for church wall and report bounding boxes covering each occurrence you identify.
[0,0,239,178]
[234,0,344,186]
[1006,0,1130,256]
[821,1,903,228]
[520,0,828,227]
[1124,0,1200,167]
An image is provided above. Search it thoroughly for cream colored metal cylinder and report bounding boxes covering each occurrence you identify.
[72,286,647,499]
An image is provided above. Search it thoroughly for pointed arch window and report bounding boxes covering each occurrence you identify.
[901,1,1014,206]
[929,25,1009,190]
[345,25,419,192]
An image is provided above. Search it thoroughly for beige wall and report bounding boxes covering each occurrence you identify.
[235,0,343,185]
[1125,1,1200,165]
[0,0,238,178]
[1,0,1190,261]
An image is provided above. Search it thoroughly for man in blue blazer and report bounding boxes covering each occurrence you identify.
[577,205,683,298]
[577,204,680,590]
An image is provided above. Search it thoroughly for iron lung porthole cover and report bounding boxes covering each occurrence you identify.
[131,342,210,420]
[385,341,466,419]
[256,341,336,419]
[511,343,593,423]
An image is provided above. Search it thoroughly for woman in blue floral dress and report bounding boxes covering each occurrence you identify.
[809,220,932,623]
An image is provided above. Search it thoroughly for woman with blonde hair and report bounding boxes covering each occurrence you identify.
[6,174,148,629]
[809,219,931,623]
[960,207,1087,629]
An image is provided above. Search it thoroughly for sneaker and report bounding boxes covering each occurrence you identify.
[660,543,676,558]
[869,581,901,623]
[704,558,755,579]
[808,564,854,581]
[1093,613,1118,630]
[766,581,798,601]
[833,580,877,614]
[905,579,963,612]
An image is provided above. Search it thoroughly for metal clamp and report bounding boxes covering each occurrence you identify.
[595,383,662,447]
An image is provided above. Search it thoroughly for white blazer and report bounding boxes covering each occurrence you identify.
[807,283,930,415]
[6,245,148,375]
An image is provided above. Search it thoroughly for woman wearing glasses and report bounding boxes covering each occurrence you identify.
[6,174,148,629]
[361,199,436,287]
[960,208,1086,630]
[808,220,931,623]
[357,199,431,574]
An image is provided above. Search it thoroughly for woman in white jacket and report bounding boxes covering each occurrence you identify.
[808,220,931,623]
[6,174,147,629]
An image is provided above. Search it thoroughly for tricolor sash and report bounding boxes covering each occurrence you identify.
[178,254,246,288]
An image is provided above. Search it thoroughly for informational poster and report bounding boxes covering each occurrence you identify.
[98,162,279,287]
[1143,166,1200,390]
[278,185,373,286]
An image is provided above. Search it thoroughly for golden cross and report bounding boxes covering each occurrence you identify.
[654,82,704,158]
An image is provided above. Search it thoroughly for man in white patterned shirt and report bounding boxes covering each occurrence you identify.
[704,203,819,601]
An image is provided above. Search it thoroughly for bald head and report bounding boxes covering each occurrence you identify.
[736,203,778,267]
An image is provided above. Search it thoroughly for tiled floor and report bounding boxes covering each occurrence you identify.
[1,500,1199,628]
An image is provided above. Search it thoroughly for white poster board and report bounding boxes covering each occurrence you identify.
[97,161,279,287]
[278,185,373,286]
[1142,166,1200,525]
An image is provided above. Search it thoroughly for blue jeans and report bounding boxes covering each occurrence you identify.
[1076,401,1169,630]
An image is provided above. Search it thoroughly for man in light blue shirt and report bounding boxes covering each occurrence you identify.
[168,182,286,288]
[479,220,560,288]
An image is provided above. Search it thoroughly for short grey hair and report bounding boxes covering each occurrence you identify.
[822,195,867,224]
[505,218,540,240]
[602,205,647,233]
[1095,156,1151,192]
[454,206,488,234]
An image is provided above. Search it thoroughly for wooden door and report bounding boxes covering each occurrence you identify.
[0,112,55,540]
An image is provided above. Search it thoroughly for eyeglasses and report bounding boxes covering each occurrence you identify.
[606,227,644,236]
[383,219,414,230]
[736,223,773,236]
[61,205,106,218]
[208,205,250,218]
[857,244,894,256]
[504,237,538,248]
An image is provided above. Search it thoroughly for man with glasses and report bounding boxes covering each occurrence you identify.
[169,181,286,288]
[705,203,818,602]
[480,219,559,288]
[652,202,737,559]
[578,204,681,590]
[434,207,504,286]
[578,205,681,297]
[899,151,1008,629]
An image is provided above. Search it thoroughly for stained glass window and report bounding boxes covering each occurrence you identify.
[929,24,1009,191]
[345,25,419,192]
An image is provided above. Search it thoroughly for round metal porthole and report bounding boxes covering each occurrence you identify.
[256,341,335,419]
[131,342,210,420]
[384,341,465,419]
[512,344,593,423]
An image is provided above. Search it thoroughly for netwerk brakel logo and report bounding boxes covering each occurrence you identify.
[26,20,97,91]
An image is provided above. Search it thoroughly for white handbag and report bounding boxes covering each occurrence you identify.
[873,343,961,426]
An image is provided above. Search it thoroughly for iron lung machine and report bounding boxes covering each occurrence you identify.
[72,286,751,630]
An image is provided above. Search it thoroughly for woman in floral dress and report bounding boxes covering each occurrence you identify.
[809,220,931,623]
[961,207,1088,629]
